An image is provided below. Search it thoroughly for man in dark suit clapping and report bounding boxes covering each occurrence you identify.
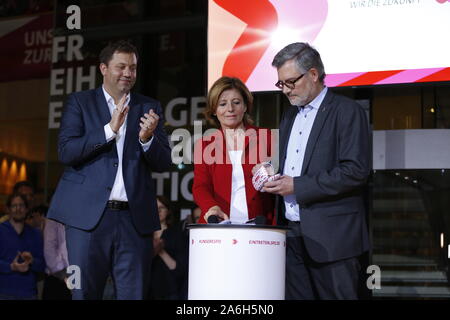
[47,40,171,300]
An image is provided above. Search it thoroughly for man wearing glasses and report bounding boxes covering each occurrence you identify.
[263,42,370,299]
[0,194,45,300]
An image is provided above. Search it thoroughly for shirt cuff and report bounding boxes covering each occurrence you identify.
[104,124,117,142]
[139,136,154,152]
[48,261,67,275]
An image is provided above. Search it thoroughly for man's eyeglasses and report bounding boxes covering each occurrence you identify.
[275,73,305,90]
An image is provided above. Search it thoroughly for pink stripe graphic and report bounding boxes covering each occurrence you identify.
[324,72,365,87]
[375,68,447,84]
[325,68,450,87]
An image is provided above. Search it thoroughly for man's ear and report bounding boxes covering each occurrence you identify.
[99,63,107,76]
[309,68,319,83]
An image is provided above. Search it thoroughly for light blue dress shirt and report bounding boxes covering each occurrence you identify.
[283,87,328,221]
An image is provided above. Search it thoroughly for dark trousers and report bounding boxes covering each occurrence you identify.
[285,222,361,300]
[65,208,153,300]
[42,275,72,300]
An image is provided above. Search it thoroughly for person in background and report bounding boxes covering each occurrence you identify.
[0,209,8,224]
[179,205,201,298]
[26,205,48,299]
[193,76,275,224]
[190,206,201,225]
[181,206,201,234]
[0,180,36,224]
[0,194,45,299]
[148,196,188,300]
[26,205,47,234]
[13,181,36,208]
[40,205,71,300]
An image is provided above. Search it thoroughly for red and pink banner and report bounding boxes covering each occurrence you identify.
[0,13,53,82]
[208,0,450,90]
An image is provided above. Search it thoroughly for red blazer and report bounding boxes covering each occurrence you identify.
[193,125,275,224]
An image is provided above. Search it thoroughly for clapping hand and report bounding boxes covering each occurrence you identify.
[109,94,129,134]
[139,109,159,143]
[10,251,33,273]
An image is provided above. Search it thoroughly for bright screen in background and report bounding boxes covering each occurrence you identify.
[208,0,450,91]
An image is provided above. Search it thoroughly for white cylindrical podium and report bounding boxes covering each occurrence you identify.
[187,224,288,300]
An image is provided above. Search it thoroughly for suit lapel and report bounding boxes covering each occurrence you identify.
[124,93,141,155]
[301,90,334,175]
[280,108,297,173]
[95,87,113,127]
[95,87,118,157]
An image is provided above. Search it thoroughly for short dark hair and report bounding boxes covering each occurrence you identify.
[99,40,138,66]
[13,181,34,194]
[30,205,48,217]
[6,193,29,209]
[272,42,326,83]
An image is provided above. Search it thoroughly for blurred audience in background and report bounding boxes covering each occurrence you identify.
[0,181,36,224]
[0,193,45,299]
[40,205,71,300]
[181,206,201,235]
[1,179,197,300]
[26,205,46,234]
[147,195,188,300]
[13,181,36,208]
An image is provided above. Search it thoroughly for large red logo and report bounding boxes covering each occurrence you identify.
[210,0,328,89]
[214,0,278,83]
[436,0,450,3]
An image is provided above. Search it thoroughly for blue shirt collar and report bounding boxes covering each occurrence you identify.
[297,86,328,112]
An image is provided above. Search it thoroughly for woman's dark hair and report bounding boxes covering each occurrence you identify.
[156,195,176,226]
[30,205,49,217]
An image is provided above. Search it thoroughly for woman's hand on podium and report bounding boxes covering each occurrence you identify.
[204,206,229,223]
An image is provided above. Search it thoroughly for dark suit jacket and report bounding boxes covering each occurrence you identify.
[47,87,171,235]
[277,89,370,263]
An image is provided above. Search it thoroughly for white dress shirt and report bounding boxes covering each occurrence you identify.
[228,150,249,223]
[102,86,153,201]
[283,87,328,221]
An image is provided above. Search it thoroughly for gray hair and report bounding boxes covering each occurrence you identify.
[272,42,326,83]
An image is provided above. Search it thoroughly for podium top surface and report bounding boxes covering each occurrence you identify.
[186,224,290,230]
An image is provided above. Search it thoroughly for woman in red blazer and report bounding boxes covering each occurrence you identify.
[193,77,275,224]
